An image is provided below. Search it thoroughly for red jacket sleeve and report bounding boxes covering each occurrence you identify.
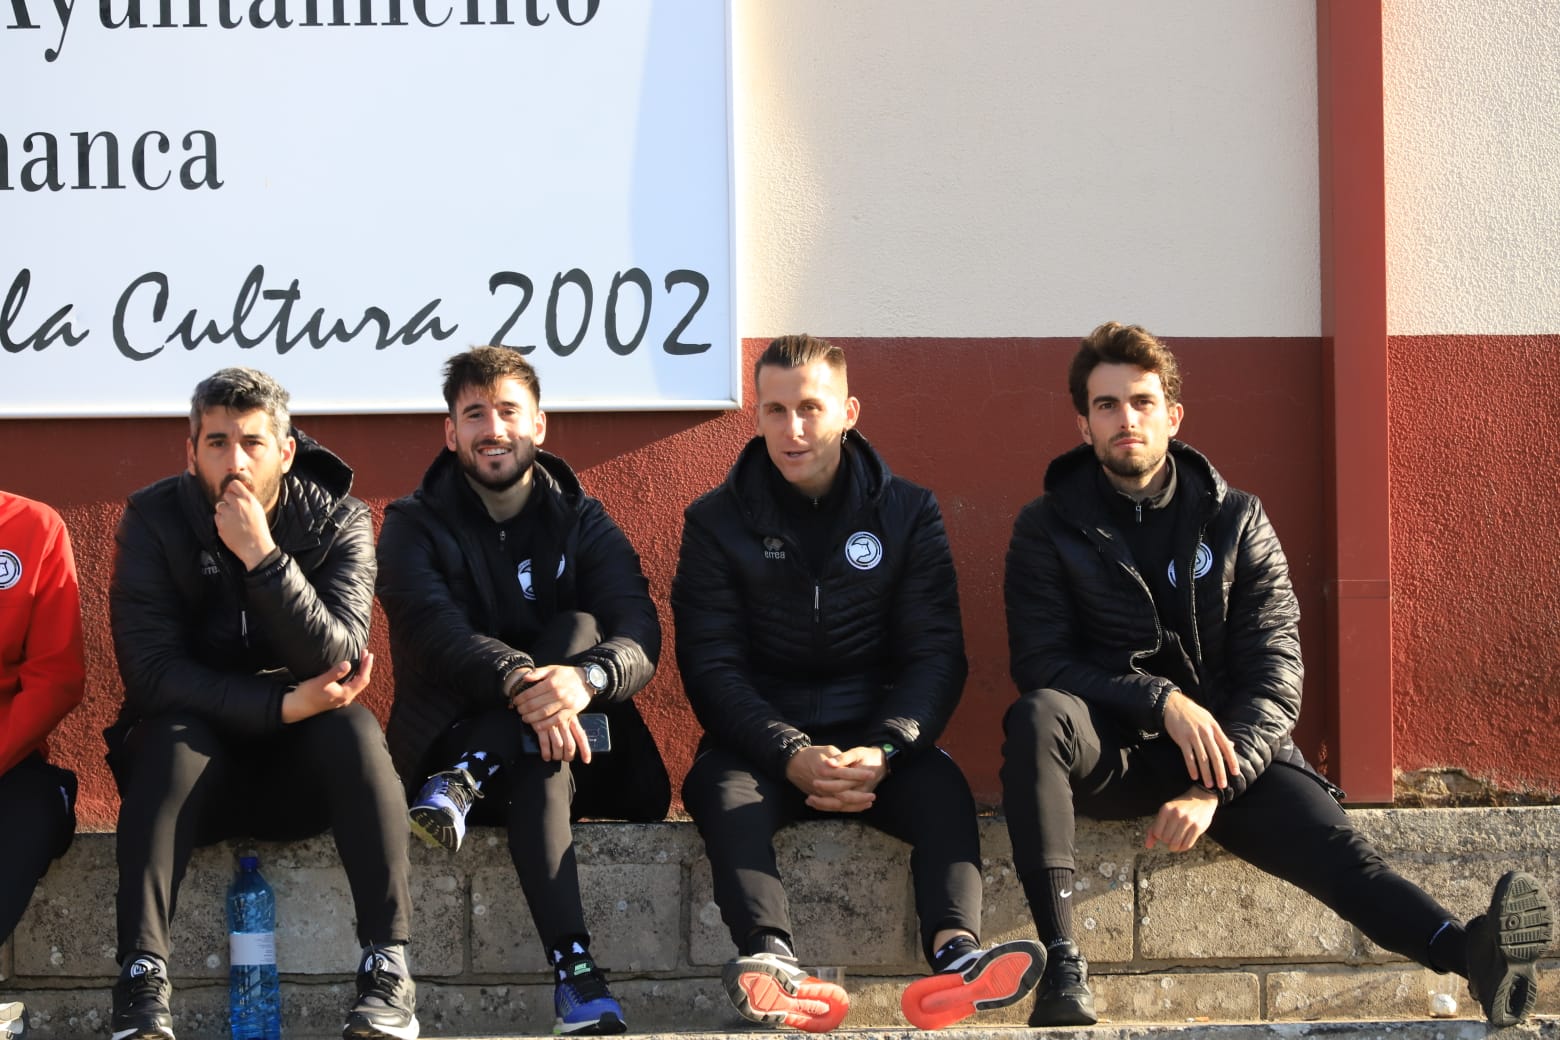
[0,498,86,776]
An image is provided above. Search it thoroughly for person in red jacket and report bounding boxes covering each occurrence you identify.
[0,489,84,944]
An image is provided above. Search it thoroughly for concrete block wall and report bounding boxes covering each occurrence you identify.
[4,808,1558,1037]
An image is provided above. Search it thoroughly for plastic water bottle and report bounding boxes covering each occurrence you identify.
[228,854,282,1040]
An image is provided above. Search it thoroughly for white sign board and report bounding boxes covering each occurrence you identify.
[1,0,737,415]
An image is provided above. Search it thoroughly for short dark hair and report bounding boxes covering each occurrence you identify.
[441,346,541,413]
[1068,322,1183,415]
[189,367,291,441]
[753,333,847,391]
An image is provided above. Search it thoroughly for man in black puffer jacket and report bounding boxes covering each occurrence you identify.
[674,335,1043,1033]
[377,347,667,1037]
[1003,322,1551,1029]
[107,367,418,1040]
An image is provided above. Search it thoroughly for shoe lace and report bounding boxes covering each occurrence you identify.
[557,958,612,1004]
[1051,953,1087,989]
[121,963,167,1009]
[431,769,481,813]
[357,951,405,1009]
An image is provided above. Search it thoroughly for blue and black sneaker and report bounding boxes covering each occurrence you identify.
[553,954,626,1035]
[408,768,480,852]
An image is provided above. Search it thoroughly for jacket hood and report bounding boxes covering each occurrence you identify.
[1043,440,1227,520]
[720,429,890,530]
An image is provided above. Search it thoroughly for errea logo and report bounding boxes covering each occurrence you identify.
[518,555,567,600]
[845,531,883,571]
[763,537,786,561]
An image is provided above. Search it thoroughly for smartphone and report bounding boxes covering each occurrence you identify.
[521,713,611,754]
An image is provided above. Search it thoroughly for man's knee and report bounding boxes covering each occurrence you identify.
[1003,688,1083,750]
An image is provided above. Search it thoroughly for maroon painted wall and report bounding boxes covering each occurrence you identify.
[3,336,1330,828]
[1388,334,1560,795]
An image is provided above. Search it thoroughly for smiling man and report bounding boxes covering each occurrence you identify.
[672,334,1043,1032]
[107,367,418,1040]
[1002,321,1552,1027]
[376,347,668,1036]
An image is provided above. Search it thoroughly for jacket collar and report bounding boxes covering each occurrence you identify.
[720,429,891,533]
[1044,439,1226,529]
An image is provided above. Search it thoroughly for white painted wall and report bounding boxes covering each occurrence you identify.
[734,0,1319,339]
[1385,0,1560,335]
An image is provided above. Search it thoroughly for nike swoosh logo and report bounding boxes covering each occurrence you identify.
[1060,889,1073,899]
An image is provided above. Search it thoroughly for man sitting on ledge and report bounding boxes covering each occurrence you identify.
[1001,321,1552,1028]
[674,334,1044,1033]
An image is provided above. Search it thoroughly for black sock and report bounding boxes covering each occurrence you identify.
[1021,867,1076,945]
[930,934,980,972]
[1427,919,1468,977]
[742,928,795,959]
[451,749,500,789]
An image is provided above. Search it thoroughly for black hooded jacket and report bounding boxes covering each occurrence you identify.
[376,449,660,781]
[109,430,375,737]
[672,431,967,779]
[1005,440,1309,801]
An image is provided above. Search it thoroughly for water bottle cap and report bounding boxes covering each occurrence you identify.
[240,855,259,870]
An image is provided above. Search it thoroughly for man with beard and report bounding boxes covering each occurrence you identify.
[376,347,667,1036]
[1002,321,1551,1028]
[107,368,418,1040]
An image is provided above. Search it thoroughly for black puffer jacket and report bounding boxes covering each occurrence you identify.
[672,432,967,779]
[109,430,374,736]
[377,449,660,781]
[1005,441,1306,801]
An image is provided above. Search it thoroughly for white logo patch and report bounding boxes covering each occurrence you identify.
[518,555,567,600]
[763,536,786,560]
[1167,543,1214,588]
[0,550,20,590]
[844,531,883,571]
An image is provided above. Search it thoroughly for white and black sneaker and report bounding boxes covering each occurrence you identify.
[342,945,419,1039]
[0,1001,28,1038]
[110,954,176,1040]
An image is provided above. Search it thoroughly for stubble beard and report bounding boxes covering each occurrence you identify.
[460,439,539,492]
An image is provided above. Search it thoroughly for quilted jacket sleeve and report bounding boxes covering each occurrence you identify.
[240,498,375,681]
[567,498,660,703]
[1005,498,1175,733]
[1212,495,1304,800]
[864,488,968,752]
[672,504,812,778]
[110,500,287,735]
[375,502,534,714]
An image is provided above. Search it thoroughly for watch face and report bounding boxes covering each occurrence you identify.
[586,664,608,691]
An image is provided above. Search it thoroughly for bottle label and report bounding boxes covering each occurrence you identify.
[230,931,277,966]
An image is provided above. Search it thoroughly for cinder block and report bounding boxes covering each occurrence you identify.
[406,867,467,977]
[16,834,119,976]
[1267,966,1456,1021]
[976,820,1140,964]
[686,822,918,969]
[470,863,681,975]
[1092,970,1261,1023]
[1138,849,1358,962]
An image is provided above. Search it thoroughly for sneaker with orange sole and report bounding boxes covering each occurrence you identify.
[722,953,849,1033]
[901,939,1046,1030]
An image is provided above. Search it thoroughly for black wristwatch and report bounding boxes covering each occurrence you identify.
[582,662,609,697]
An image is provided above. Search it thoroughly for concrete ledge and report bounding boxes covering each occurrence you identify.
[3,807,1559,1036]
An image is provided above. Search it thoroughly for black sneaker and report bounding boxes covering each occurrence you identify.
[1027,941,1097,1027]
[110,954,176,1040]
[1466,870,1552,1027]
[408,768,481,852]
[553,953,627,1035]
[342,946,420,1039]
